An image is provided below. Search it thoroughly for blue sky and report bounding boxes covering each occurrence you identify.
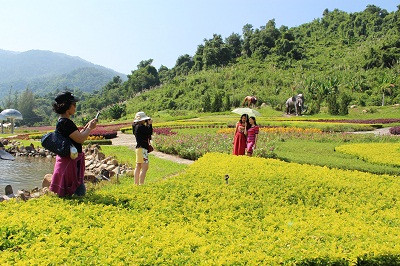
[0,1,397,74]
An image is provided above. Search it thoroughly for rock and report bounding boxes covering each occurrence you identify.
[84,171,96,183]
[25,146,34,152]
[362,109,368,113]
[125,170,134,177]
[106,165,116,171]
[39,149,46,156]
[350,105,357,108]
[42,174,53,188]
[97,152,106,161]
[261,103,268,108]
[31,192,41,198]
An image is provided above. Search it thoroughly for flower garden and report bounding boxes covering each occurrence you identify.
[1,114,400,264]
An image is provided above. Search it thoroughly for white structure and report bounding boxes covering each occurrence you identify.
[0,114,6,134]
[0,109,23,134]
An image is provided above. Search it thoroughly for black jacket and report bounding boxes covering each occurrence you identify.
[133,123,153,149]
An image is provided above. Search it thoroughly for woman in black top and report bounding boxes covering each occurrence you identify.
[133,111,153,185]
[49,91,97,197]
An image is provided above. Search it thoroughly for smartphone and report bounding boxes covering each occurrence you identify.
[95,111,100,121]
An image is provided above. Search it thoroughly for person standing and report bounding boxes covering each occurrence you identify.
[50,91,97,197]
[233,114,249,155]
[245,116,259,157]
[133,111,153,185]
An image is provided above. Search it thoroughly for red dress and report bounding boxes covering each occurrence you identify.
[233,122,247,155]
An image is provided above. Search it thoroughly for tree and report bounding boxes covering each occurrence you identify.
[202,93,211,112]
[174,54,194,76]
[378,74,395,106]
[202,34,232,68]
[18,88,41,126]
[224,94,231,111]
[3,88,13,109]
[225,33,242,58]
[125,59,160,96]
[158,65,174,83]
[211,93,223,112]
[193,44,205,71]
[108,104,126,120]
[242,24,254,57]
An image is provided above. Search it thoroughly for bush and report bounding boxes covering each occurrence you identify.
[339,93,352,115]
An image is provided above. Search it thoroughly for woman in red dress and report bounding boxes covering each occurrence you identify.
[233,114,249,155]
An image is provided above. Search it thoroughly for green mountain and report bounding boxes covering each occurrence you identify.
[0,49,126,98]
[81,4,400,120]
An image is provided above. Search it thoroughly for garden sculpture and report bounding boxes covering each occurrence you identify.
[242,96,257,108]
[285,94,305,116]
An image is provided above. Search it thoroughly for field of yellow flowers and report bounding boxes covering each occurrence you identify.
[1,153,399,264]
[335,143,400,167]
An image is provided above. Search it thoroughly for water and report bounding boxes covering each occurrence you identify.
[0,156,55,194]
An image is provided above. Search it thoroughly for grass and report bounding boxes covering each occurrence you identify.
[274,139,400,176]
[100,145,187,183]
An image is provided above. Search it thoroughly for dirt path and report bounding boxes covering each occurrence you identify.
[350,127,392,135]
[111,132,194,165]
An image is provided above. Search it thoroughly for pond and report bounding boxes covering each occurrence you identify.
[0,156,55,195]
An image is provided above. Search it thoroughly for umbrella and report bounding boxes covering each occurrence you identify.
[1,109,23,134]
[231,107,261,117]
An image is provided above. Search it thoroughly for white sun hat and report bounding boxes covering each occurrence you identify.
[134,111,151,123]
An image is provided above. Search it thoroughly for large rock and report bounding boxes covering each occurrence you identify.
[96,152,106,161]
[84,171,96,183]
[42,174,53,188]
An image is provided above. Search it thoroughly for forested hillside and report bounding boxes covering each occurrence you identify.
[80,4,399,120]
[0,50,126,98]
[4,4,399,126]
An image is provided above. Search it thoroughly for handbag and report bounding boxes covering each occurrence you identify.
[148,139,154,153]
[148,144,154,153]
[41,131,73,157]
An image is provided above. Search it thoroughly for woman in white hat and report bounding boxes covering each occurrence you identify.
[132,111,153,185]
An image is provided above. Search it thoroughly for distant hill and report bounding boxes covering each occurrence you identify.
[0,49,127,97]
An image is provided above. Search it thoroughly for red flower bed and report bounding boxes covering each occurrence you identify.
[153,128,177,136]
[298,119,400,124]
[389,126,400,135]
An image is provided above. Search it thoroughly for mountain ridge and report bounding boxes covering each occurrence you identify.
[0,49,127,97]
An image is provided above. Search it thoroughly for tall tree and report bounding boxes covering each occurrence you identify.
[18,88,41,126]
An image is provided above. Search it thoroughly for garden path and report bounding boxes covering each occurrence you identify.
[350,127,392,135]
[111,131,194,165]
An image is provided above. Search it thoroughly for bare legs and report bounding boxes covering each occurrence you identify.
[134,163,149,185]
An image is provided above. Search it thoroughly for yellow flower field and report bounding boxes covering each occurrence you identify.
[0,153,399,264]
[336,143,400,166]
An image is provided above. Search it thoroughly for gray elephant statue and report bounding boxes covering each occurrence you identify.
[285,94,304,116]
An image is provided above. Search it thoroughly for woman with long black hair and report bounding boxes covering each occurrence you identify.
[50,91,97,197]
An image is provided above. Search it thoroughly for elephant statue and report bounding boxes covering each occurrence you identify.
[285,94,304,116]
